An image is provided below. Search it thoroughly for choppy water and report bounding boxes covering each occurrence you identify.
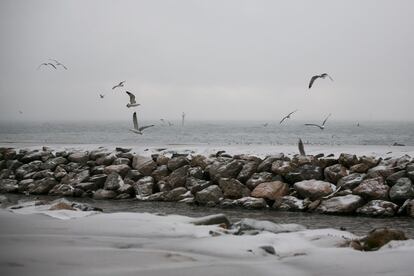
[0,120,413,147]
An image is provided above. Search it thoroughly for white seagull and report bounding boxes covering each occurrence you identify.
[112,81,125,90]
[49,59,67,70]
[126,91,140,108]
[280,110,298,124]
[129,112,154,135]
[308,73,333,89]
[305,113,331,130]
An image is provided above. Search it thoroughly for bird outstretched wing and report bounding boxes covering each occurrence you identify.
[132,112,139,130]
[321,73,333,81]
[308,75,319,89]
[126,91,136,104]
[322,113,331,126]
[47,63,57,69]
[139,125,155,132]
[280,116,288,124]
[305,123,323,129]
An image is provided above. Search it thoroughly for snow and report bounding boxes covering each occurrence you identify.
[1,201,414,276]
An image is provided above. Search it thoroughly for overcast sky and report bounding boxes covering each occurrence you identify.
[0,0,413,122]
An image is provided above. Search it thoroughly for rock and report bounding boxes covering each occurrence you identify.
[118,183,134,195]
[2,148,16,160]
[386,170,406,186]
[18,179,34,193]
[104,173,123,191]
[191,214,230,228]
[0,179,18,193]
[113,158,131,166]
[62,170,90,185]
[337,173,365,190]
[245,172,273,190]
[406,164,414,182]
[132,155,157,176]
[88,174,107,188]
[293,180,335,200]
[167,156,190,171]
[235,197,268,209]
[68,151,89,164]
[190,155,211,169]
[395,155,411,170]
[21,150,43,163]
[32,169,53,180]
[271,160,296,176]
[292,155,316,166]
[324,164,348,184]
[168,165,189,189]
[350,163,372,174]
[350,156,379,173]
[237,161,259,183]
[285,164,323,184]
[15,161,42,180]
[62,162,82,173]
[133,176,154,197]
[6,160,23,171]
[28,177,58,195]
[124,170,143,183]
[233,218,306,234]
[219,178,250,199]
[188,166,204,179]
[164,187,189,202]
[41,156,68,170]
[407,199,414,217]
[367,165,395,179]
[115,147,131,153]
[156,155,170,166]
[317,157,338,169]
[93,189,117,200]
[338,153,359,168]
[273,196,306,211]
[49,201,75,211]
[49,184,77,197]
[53,166,67,181]
[96,153,116,166]
[316,195,364,214]
[257,154,285,172]
[356,228,407,251]
[186,177,211,194]
[389,177,414,202]
[251,181,289,201]
[259,246,276,255]
[156,180,171,192]
[75,182,100,192]
[353,177,389,200]
[89,148,108,160]
[90,165,105,175]
[209,160,244,182]
[151,165,170,182]
[103,164,130,177]
[356,200,399,217]
[195,185,223,205]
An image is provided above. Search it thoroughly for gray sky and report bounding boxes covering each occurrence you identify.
[0,0,413,122]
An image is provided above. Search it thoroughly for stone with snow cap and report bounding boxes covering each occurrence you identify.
[233,218,306,234]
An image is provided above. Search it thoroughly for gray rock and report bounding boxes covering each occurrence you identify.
[257,154,285,172]
[251,181,289,201]
[156,180,171,192]
[75,182,100,192]
[233,218,306,234]
[21,150,43,163]
[164,187,190,202]
[406,164,414,182]
[2,148,16,160]
[353,177,389,200]
[32,169,53,180]
[88,174,107,188]
[356,200,399,217]
[292,155,316,166]
[62,162,82,173]
[49,184,77,197]
[104,173,123,191]
[104,164,130,177]
[167,156,190,171]
[367,165,395,179]
[406,199,414,217]
[386,170,406,186]
[195,185,223,205]
[28,177,58,195]
[53,166,67,181]
[338,153,359,168]
[93,189,117,200]
[152,165,170,182]
[271,160,296,176]
[316,195,364,214]
[168,165,189,189]
[62,169,90,185]
[246,172,273,190]
[389,177,414,202]
[285,164,323,184]
[18,179,34,193]
[188,166,204,179]
[237,161,259,183]
[113,157,131,166]
[293,180,335,200]
[209,160,244,182]
[219,178,250,199]
[115,147,132,153]
[317,157,338,169]
[191,214,230,227]
[124,170,143,183]
[190,155,211,169]
[132,155,157,176]
[118,183,134,195]
[68,151,89,164]
[41,156,68,170]
[395,155,412,170]
[186,177,211,194]
[156,155,170,166]
[133,176,154,197]
[90,165,105,175]
[15,160,42,180]
[0,179,18,193]
[324,164,348,184]
[96,153,117,166]
[89,149,109,160]
[235,197,268,209]
[273,196,306,211]
[6,160,23,171]
[337,173,366,190]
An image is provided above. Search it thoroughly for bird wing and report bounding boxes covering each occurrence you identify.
[112,85,118,90]
[126,91,136,104]
[48,63,57,69]
[305,123,323,129]
[139,125,155,132]
[289,109,298,116]
[308,75,319,89]
[59,64,68,70]
[120,81,126,86]
[279,116,288,124]
[322,113,331,126]
[132,112,139,130]
[298,138,306,156]
[322,73,333,81]
[37,63,47,70]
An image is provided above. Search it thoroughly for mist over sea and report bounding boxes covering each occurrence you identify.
[0,120,412,147]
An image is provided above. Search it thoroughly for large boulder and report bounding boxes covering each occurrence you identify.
[337,173,365,190]
[104,173,123,191]
[356,200,399,217]
[61,170,90,185]
[257,154,285,172]
[251,181,289,201]
[271,160,296,176]
[190,155,211,170]
[406,164,414,182]
[6,160,23,171]
[167,156,190,171]
[103,164,130,177]
[87,174,107,188]
[353,177,389,200]
[293,180,335,200]
[367,165,395,179]
[20,150,44,163]
[188,166,204,179]
[152,165,170,182]
[237,161,259,183]
[186,177,211,194]
[338,153,359,168]
[406,199,414,217]
[209,160,244,182]
[164,187,190,202]
[195,185,223,205]
[133,176,154,197]
[132,155,157,176]
[324,164,348,184]
[168,165,189,189]
[389,178,414,202]
[15,161,42,180]
[386,171,406,186]
[316,195,364,214]
[355,228,407,251]
[218,178,250,199]
[156,155,170,166]
[0,179,18,193]
[17,179,34,193]
[273,196,306,211]
[28,177,58,195]
[246,172,273,190]
[68,151,89,164]
[285,164,323,184]
[41,157,68,170]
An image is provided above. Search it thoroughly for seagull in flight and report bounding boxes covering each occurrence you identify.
[37,63,56,70]
[298,138,306,156]
[99,94,105,99]
[112,81,125,90]
[129,112,154,135]
[49,59,67,70]
[308,73,333,89]
[280,110,298,124]
[126,91,140,108]
[305,113,331,130]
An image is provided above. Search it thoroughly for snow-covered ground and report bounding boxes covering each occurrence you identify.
[1,201,413,276]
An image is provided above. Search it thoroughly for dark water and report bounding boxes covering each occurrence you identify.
[5,194,414,238]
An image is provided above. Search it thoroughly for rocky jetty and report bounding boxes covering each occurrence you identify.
[1,147,414,217]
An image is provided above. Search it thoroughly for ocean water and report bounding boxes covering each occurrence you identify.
[0,120,413,147]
